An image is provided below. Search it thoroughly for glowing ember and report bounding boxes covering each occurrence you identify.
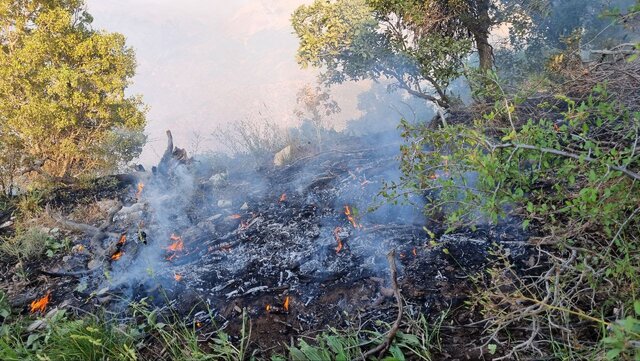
[412,248,417,256]
[30,292,50,313]
[136,182,144,199]
[265,304,272,312]
[283,296,290,312]
[279,193,287,202]
[111,250,124,261]
[334,227,343,254]
[174,273,183,282]
[344,206,361,228]
[196,321,203,328]
[230,214,241,219]
[167,234,184,252]
[117,234,126,246]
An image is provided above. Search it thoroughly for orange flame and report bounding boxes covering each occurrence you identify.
[111,250,124,261]
[117,234,126,246]
[334,227,343,254]
[167,234,184,252]
[266,304,272,312]
[230,214,241,219]
[174,273,183,282]
[344,206,360,228]
[30,292,50,313]
[136,182,144,199]
[279,193,287,202]
[283,296,290,312]
[196,321,203,328]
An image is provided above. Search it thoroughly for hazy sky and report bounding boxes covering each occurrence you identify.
[86,0,365,165]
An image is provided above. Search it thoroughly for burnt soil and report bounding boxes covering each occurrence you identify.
[0,136,537,359]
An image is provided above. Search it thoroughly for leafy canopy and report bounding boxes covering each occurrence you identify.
[0,0,146,186]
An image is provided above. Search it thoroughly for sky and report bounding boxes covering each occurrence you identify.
[86,0,366,165]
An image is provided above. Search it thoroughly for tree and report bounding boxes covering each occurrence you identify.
[292,0,545,108]
[294,83,341,149]
[0,0,146,187]
[292,0,470,108]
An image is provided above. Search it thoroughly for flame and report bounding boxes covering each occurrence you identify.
[344,206,360,228]
[265,304,272,312]
[428,174,439,180]
[111,250,124,261]
[334,227,343,254]
[283,296,290,312]
[117,234,126,246]
[279,193,287,202]
[30,292,50,313]
[174,273,183,282]
[167,234,184,252]
[136,182,144,199]
[196,321,203,328]
[412,248,417,256]
[230,214,241,219]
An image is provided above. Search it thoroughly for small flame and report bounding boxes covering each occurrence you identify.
[279,193,287,202]
[334,227,343,254]
[111,250,124,261]
[196,321,203,328]
[174,273,183,282]
[283,296,290,312]
[117,234,126,246]
[344,206,360,228]
[412,248,417,256]
[167,234,184,252]
[30,292,50,313]
[136,182,144,199]
[266,304,272,312]
[230,214,241,219]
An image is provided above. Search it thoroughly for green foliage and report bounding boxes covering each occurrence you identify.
[0,309,138,361]
[0,227,50,260]
[602,302,640,360]
[0,0,146,186]
[291,0,471,107]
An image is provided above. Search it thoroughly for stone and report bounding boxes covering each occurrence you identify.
[240,202,249,210]
[273,145,292,167]
[217,200,232,208]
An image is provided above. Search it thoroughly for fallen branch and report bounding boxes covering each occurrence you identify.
[491,142,640,182]
[362,249,403,360]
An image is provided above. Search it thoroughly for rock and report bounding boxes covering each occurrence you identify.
[87,259,101,270]
[0,220,13,229]
[217,200,232,208]
[273,145,292,167]
[208,214,223,222]
[240,202,249,210]
[114,203,145,224]
[96,199,119,213]
[209,172,228,188]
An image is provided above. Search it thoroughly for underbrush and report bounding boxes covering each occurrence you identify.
[383,50,640,359]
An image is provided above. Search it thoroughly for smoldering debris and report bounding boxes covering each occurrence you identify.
[13,130,534,351]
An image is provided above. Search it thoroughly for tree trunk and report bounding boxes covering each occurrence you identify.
[472,0,493,71]
[475,31,493,71]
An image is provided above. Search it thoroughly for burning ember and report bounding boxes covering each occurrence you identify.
[111,250,124,261]
[334,227,344,254]
[174,273,183,282]
[136,182,144,199]
[30,292,50,313]
[344,206,361,228]
[265,304,272,312]
[412,247,417,256]
[279,193,287,202]
[283,296,290,312]
[229,214,241,219]
[167,234,184,252]
[117,234,126,246]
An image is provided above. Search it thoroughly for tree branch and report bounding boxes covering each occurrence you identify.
[491,143,640,181]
